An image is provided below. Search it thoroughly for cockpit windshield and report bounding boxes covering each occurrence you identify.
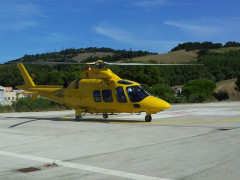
[140,85,152,96]
[126,85,149,102]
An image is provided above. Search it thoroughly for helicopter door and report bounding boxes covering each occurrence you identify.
[116,86,127,103]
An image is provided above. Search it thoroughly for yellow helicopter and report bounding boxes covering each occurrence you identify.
[16,60,172,122]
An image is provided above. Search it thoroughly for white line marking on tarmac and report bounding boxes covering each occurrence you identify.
[0,150,171,180]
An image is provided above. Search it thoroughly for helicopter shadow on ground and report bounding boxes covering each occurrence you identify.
[7,116,145,128]
[78,118,145,123]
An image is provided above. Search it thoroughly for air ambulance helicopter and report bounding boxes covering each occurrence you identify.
[16,60,191,122]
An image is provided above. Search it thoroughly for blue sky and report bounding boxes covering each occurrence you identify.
[1,0,240,63]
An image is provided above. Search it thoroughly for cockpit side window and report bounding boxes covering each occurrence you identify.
[126,86,149,102]
[75,79,80,89]
[116,86,127,103]
[102,90,113,102]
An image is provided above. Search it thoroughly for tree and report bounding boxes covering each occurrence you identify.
[198,49,209,57]
[202,41,214,49]
[182,79,216,102]
[150,84,176,103]
[224,41,240,47]
[235,74,240,100]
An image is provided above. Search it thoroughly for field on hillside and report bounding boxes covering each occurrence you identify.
[215,78,239,101]
[72,52,114,62]
[210,47,240,53]
[67,47,240,63]
[126,50,199,63]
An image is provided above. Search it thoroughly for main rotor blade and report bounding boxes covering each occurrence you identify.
[107,63,203,66]
[5,61,87,65]
[4,61,202,66]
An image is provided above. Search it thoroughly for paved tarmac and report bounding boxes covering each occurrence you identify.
[0,102,240,180]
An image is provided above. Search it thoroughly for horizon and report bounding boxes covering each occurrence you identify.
[1,0,240,63]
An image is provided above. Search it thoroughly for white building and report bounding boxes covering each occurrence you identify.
[0,86,5,105]
[3,87,25,105]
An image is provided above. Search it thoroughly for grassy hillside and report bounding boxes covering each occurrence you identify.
[215,78,239,101]
[209,47,240,53]
[71,52,114,62]
[124,49,199,63]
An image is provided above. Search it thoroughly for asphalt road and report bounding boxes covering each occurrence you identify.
[0,102,240,180]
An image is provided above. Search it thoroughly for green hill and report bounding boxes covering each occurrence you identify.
[123,49,199,63]
[71,52,115,62]
[7,47,156,64]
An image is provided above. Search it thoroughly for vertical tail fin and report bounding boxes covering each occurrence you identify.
[17,63,35,87]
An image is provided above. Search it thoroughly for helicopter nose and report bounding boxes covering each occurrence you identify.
[145,97,171,112]
[157,98,171,110]
[163,100,171,109]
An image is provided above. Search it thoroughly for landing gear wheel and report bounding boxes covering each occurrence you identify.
[103,113,108,119]
[145,115,152,122]
[75,115,82,122]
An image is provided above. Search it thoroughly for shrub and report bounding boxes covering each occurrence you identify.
[151,84,176,103]
[182,78,216,102]
[198,49,209,57]
[11,97,70,112]
[213,91,229,101]
[0,104,14,112]
[188,93,207,103]
[175,96,187,103]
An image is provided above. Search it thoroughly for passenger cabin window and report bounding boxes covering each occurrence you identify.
[116,86,127,103]
[126,86,149,102]
[93,90,101,102]
[102,90,113,102]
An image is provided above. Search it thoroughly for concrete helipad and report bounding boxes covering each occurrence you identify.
[0,102,240,180]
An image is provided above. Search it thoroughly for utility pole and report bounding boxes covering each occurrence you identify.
[65,55,68,62]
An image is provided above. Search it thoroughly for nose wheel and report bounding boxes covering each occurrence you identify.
[75,115,82,121]
[145,115,152,122]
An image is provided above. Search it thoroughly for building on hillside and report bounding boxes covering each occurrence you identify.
[171,87,182,97]
[0,86,5,105]
[4,87,16,105]
[4,87,25,105]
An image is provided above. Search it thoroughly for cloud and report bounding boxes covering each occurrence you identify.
[0,1,44,32]
[94,24,179,53]
[44,33,73,42]
[164,21,222,37]
[0,1,42,17]
[95,26,132,43]
[133,0,169,9]
[1,21,38,31]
